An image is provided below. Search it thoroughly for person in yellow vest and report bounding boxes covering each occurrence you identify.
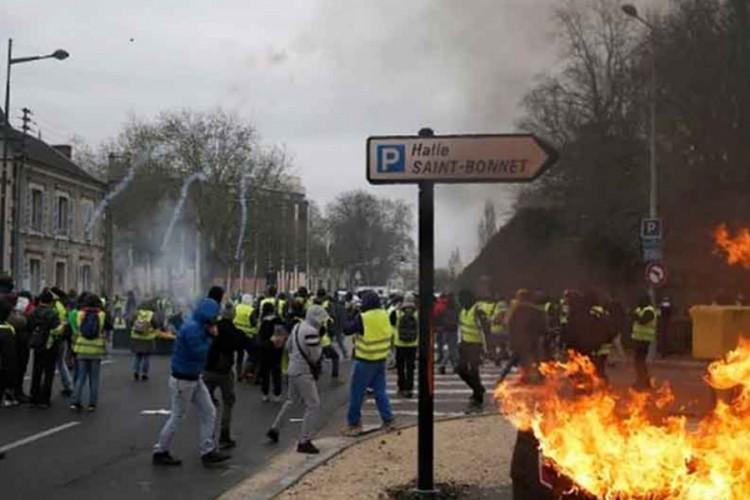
[50,287,74,397]
[70,294,109,411]
[131,300,162,382]
[631,294,658,390]
[457,289,490,412]
[234,294,256,382]
[314,288,339,379]
[260,286,288,323]
[389,293,418,398]
[341,290,394,436]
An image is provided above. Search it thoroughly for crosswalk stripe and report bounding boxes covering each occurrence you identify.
[363,410,466,418]
[386,389,473,395]
[366,398,482,405]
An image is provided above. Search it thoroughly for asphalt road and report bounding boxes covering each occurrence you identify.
[0,351,353,500]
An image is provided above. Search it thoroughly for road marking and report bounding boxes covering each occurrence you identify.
[140,409,171,416]
[363,410,465,418]
[289,418,303,423]
[0,421,81,453]
[387,389,473,395]
[367,398,483,405]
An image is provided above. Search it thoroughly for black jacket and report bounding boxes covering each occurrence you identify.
[204,318,247,374]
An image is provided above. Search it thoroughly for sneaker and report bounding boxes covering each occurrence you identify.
[61,388,73,397]
[219,438,237,450]
[341,425,363,437]
[439,365,446,375]
[133,373,140,382]
[297,441,320,454]
[266,428,280,444]
[382,419,397,432]
[261,395,270,403]
[141,374,149,382]
[87,405,96,412]
[70,403,83,412]
[153,451,182,466]
[201,450,231,466]
[271,395,283,403]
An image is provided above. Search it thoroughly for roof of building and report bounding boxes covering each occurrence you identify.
[1,109,105,189]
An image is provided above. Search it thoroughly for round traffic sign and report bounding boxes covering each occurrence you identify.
[645,262,667,287]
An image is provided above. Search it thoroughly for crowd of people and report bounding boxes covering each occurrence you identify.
[0,272,664,465]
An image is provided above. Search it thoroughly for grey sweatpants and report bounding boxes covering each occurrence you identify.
[154,376,217,456]
[270,373,320,443]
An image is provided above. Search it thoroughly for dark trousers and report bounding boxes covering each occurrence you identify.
[238,337,257,379]
[633,340,651,389]
[204,370,236,438]
[322,345,340,378]
[30,348,58,405]
[14,341,30,396]
[395,346,416,392]
[456,342,485,403]
[258,347,282,396]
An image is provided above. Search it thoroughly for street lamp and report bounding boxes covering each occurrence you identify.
[622,4,657,220]
[1,39,69,278]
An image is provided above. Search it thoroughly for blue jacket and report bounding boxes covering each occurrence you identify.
[171,298,220,380]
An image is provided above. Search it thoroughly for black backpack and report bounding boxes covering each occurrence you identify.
[29,322,51,349]
[79,310,101,340]
[398,309,418,343]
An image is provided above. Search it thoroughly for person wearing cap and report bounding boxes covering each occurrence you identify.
[266,305,326,454]
[153,297,230,467]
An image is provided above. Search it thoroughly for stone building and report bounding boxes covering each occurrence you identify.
[1,121,107,294]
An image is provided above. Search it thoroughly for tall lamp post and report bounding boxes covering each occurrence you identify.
[1,38,69,277]
[622,5,657,220]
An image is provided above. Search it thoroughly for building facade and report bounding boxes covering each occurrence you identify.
[1,125,107,294]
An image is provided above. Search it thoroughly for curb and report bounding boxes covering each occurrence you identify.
[267,412,500,499]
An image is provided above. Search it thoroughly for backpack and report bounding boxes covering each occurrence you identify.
[29,321,51,349]
[398,309,418,344]
[80,311,101,340]
[133,312,151,334]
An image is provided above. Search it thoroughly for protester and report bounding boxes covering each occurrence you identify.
[0,296,17,408]
[28,290,63,408]
[507,289,547,383]
[153,297,229,466]
[130,299,162,382]
[390,293,418,398]
[257,301,286,402]
[12,292,31,403]
[457,289,490,412]
[70,294,108,412]
[266,304,327,454]
[203,302,246,449]
[50,288,74,397]
[342,291,394,436]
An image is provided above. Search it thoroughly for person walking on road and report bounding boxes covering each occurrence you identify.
[70,294,108,412]
[457,289,490,413]
[203,302,246,450]
[257,301,286,402]
[266,304,327,454]
[631,294,658,390]
[130,299,162,382]
[153,297,230,467]
[390,293,418,398]
[342,291,394,436]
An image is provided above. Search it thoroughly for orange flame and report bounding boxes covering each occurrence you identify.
[714,224,750,269]
[495,340,750,499]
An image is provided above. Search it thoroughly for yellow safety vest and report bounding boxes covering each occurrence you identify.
[234,303,256,337]
[355,309,392,361]
[459,305,483,344]
[632,306,657,342]
[315,299,333,348]
[394,309,419,348]
[261,297,286,318]
[73,310,107,357]
[490,302,507,336]
[590,305,612,355]
[130,309,157,341]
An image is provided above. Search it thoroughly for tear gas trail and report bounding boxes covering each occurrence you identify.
[235,174,248,260]
[85,163,137,237]
[160,172,208,253]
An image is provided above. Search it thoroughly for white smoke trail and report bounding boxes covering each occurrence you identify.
[160,171,208,253]
[85,160,137,237]
[234,175,248,260]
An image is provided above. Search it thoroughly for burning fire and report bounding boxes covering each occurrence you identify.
[714,224,750,268]
[495,340,750,499]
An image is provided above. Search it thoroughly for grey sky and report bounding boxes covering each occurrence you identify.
[1,0,562,267]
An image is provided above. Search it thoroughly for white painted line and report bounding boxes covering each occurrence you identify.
[367,398,480,405]
[387,379,500,386]
[289,418,303,423]
[386,389,473,395]
[0,421,81,453]
[140,409,171,416]
[363,410,465,418]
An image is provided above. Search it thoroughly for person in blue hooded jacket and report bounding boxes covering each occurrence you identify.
[153,297,231,467]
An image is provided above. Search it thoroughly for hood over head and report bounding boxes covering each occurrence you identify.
[193,298,220,325]
[360,291,382,312]
[305,304,330,329]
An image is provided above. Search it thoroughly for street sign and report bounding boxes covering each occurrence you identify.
[367,134,558,184]
[645,262,667,287]
[641,218,662,239]
[642,238,663,262]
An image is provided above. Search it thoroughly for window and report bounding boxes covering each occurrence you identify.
[55,261,67,289]
[80,263,92,292]
[29,258,42,294]
[56,196,69,235]
[31,189,43,231]
[81,199,94,236]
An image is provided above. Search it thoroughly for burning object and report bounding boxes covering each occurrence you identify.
[496,343,750,499]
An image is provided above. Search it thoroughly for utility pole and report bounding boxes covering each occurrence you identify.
[11,107,31,285]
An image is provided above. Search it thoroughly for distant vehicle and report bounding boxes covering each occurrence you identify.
[355,286,388,298]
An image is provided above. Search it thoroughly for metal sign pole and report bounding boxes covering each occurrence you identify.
[416,127,435,494]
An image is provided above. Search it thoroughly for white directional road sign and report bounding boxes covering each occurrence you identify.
[645,262,667,288]
[367,134,558,184]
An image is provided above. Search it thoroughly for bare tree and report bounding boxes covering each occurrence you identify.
[477,200,497,251]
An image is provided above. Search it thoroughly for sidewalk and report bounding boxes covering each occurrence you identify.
[221,403,515,500]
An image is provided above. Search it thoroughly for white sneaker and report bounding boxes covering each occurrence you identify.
[271,395,283,403]
[262,395,270,402]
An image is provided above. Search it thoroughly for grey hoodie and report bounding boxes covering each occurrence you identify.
[286,305,326,377]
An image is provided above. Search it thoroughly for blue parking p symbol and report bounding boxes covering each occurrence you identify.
[377,145,405,173]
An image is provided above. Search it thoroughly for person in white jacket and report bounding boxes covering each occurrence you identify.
[265,305,327,454]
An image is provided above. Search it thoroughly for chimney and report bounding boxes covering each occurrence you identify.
[52,144,72,159]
